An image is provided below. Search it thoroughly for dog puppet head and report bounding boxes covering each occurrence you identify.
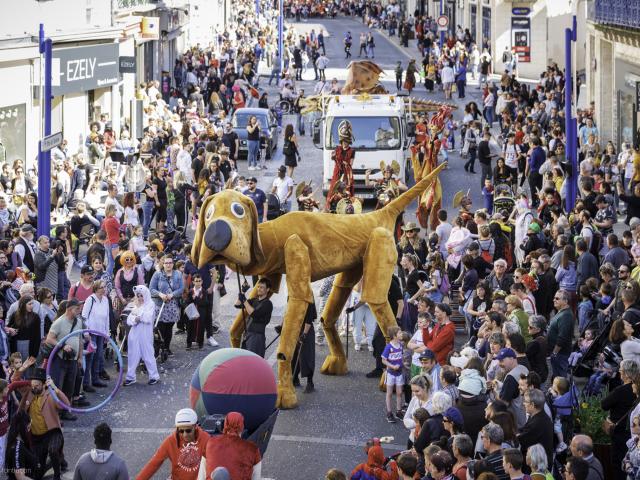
[192,190,265,269]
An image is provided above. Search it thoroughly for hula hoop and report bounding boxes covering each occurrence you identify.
[45,328,124,414]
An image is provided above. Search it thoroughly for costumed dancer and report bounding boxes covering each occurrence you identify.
[511,193,533,267]
[296,181,320,212]
[123,285,160,386]
[292,300,317,393]
[366,161,407,239]
[325,120,355,211]
[206,412,262,480]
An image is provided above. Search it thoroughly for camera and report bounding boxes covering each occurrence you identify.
[62,349,75,361]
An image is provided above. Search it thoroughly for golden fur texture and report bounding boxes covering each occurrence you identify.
[192,163,446,408]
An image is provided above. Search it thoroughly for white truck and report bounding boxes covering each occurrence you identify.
[311,94,415,200]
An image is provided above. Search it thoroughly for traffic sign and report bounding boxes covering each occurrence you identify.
[40,131,62,152]
[437,15,449,31]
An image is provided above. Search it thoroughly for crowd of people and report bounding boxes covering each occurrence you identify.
[0,0,636,479]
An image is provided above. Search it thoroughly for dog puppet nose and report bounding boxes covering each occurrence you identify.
[204,220,232,252]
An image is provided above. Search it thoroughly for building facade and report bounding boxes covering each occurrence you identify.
[586,0,640,149]
[0,0,226,170]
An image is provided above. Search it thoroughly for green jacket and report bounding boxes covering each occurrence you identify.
[547,307,574,355]
[510,308,532,343]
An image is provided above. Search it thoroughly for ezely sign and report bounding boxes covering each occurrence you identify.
[52,44,120,96]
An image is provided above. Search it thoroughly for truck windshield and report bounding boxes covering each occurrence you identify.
[233,113,269,130]
[326,116,401,150]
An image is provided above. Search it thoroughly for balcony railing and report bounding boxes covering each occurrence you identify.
[593,0,640,30]
[116,0,155,10]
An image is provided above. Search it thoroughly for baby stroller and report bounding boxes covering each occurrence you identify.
[154,303,169,364]
[571,314,615,379]
[266,193,285,221]
[493,183,516,218]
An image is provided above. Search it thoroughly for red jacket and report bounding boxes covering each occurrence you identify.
[351,446,398,480]
[422,321,455,365]
[206,434,261,480]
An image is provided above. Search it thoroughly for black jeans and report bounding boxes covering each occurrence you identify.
[157,322,173,351]
[464,149,477,172]
[528,172,543,207]
[49,357,78,405]
[396,76,402,90]
[481,162,492,188]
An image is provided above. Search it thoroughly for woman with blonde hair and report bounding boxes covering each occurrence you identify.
[425,252,447,303]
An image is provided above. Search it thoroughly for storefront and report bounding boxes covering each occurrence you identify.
[50,42,120,155]
[614,58,640,148]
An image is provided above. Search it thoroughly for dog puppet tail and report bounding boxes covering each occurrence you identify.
[384,162,447,219]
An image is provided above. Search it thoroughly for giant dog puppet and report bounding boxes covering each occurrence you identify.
[192,163,446,408]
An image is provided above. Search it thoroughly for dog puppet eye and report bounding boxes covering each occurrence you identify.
[231,202,245,218]
[205,204,215,220]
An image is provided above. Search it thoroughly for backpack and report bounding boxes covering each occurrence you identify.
[439,271,451,296]
[583,225,603,257]
[480,239,494,263]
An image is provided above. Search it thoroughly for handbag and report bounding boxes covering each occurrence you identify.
[184,302,200,320]
[602,402,637,435]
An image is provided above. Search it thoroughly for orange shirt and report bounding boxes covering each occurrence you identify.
[102,216,121,245]
[138,427,210,480]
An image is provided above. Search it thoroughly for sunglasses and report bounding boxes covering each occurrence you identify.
[177,428,193,435]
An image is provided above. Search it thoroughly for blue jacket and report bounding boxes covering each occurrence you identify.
[528,146,546,173]
[149,270,184,307]
[555,262,577,292]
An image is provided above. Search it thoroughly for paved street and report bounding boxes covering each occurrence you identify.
[61,16,487,480]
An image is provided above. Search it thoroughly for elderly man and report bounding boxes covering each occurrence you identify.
[34,236,58,294]
[46,299,85,420]
[481,422,509,480]
[14,224,36,271]
[517,388,554,468]
[569,434,604,480]
[548,289,575,379]
[486,259,513,293]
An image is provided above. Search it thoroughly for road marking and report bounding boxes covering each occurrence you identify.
[62,428,405,450]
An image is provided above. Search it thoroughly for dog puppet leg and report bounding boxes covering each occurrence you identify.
[360,227,398,344]
[320,266,362,376]
[275,235,314,409]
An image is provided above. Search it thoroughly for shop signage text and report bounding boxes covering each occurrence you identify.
[52,44,119,96]
[119,56,137,74]
[512,7,530,15]
[40,132,63,152]
[511,17,531,63]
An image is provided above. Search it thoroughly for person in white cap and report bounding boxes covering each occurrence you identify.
[123,285,160,387]
[138,408,210,480]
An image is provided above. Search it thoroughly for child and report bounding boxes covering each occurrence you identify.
[5,353,22,380]
[482,177,494,214]
[548,376,571,453]
[568,328,595,367]
[577,285,595,333]
[381,326,404,423]
[596,282,613,311]
[130,225,147,258]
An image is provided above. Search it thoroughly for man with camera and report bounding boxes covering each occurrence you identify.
[45,298,86,421]
[235,278,273,357]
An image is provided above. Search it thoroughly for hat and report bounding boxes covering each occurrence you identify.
[66,298,84,308]
[81,265,94,275]
[401,222,420,232]
[495,347,517,361]
[175,408,198,426]
[527,222,541,233]
[26,367,47,382]
[458,368,486,396]
[20,224,35,234]
[418,349,436,361]
[278,165,287,173]
[450,347,479,369]
[443,407,464,428]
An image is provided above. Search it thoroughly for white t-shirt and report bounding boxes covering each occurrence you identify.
[124,206,139,226]
[272,176,294,202]
[409,329,425,367]
[503,143,521,170]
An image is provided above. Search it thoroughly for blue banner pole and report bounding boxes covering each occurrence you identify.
[565,15,577,213]
[439,0,445,48]
[278,0,283,71]
[37,24,52,238]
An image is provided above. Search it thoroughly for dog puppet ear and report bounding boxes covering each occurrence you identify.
[247,198,265,266]
[192,195,215,268]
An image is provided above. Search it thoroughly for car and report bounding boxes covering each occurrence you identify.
[231,108,279,160]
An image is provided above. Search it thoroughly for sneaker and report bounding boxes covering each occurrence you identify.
[123,379,136,387]
[386,412,396,423]
[396,410,406,420]
[368,345,374,352]
[248,166,255,171]
[148,378,159,386]
[92,381,107,388]
[61,412,78,421]
[354,344,361,351]
[207,337,219,347]
[73,399,90,407]
[556,442,568,453]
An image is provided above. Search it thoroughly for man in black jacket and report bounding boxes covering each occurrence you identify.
[477,130,494,189]
[517,389,554,469]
